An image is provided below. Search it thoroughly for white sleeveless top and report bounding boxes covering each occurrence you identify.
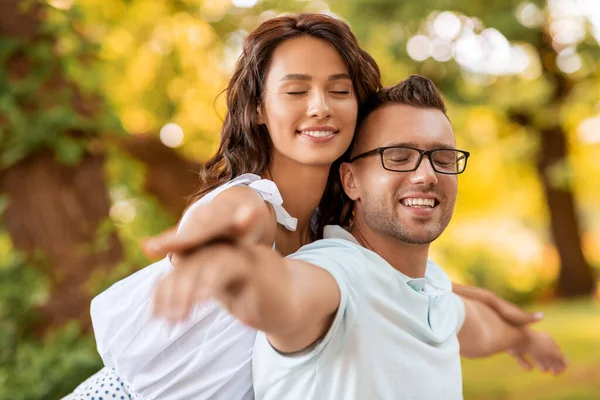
[91,174,297,400]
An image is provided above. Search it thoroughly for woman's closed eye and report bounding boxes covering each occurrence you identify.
[286,91,308,95]
[329,85,352,95]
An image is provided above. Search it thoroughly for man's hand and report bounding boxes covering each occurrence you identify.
[151,203,282,325]
[453,283,544,326]
[459,297,568,376]
[508,330,568,375]
[153,238,271,326]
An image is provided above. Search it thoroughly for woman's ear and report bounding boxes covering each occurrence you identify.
[339,162,360,201]
[257,105,265,125]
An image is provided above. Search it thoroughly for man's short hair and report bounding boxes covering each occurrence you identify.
[360,74,447,119]
[352,75,448,156]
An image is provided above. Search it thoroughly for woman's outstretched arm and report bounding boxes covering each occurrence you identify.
[452,283,544,326]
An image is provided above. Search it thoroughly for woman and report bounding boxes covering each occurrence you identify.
[68,13,541,400]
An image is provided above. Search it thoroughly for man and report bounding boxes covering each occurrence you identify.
[153,75,566,399]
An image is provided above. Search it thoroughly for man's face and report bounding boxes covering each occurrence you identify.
[344,104,458,245]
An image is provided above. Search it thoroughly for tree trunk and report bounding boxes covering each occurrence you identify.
[0,152,123,331]
[534,32,596,297]
[537,125,596,297]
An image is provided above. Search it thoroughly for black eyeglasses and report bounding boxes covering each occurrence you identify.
[348,145,470,175]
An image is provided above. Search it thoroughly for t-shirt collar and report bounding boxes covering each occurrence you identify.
[322,225,450,294]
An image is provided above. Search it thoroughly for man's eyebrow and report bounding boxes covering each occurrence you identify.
[279,73,352,82]
[383,141,457,149]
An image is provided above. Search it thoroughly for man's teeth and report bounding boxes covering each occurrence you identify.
[302,131,335,137]
[402,198,436,208]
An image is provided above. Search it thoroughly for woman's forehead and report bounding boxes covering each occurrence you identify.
[265,36,350,82]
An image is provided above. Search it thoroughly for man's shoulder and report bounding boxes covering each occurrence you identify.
[286,236,368,280]
[289,237,364,259]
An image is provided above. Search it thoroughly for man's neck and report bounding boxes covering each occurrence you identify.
[350,218,430,278]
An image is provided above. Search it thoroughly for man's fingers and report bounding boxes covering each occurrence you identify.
[169,268,202,321]
[553,350,568,375]
[143,228,179,259]
[153,263,212,322]
[144,203,265,261]
[509,351,533,371]
[530,356,549,373]
[152,243,251,323]
[555,356,568,375]
[153,275,175,319]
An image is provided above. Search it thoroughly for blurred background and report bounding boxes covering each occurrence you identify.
[0,0,599,398]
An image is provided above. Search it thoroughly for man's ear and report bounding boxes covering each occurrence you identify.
[339,162,360,201]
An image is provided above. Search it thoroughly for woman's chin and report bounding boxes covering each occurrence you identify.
[286,153,342,168]
[271,139,351,168]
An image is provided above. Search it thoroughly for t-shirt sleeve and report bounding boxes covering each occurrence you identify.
[255,240,366,366]
[449,292,466,333]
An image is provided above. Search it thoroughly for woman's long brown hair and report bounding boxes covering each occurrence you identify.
[190,13,381,239]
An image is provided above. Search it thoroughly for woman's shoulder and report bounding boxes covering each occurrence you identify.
[183,174,297,232]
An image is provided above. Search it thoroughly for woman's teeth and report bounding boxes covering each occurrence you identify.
[301,131,335,137]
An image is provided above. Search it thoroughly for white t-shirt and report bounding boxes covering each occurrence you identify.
[253,225,466,400]
[91,174,297,400]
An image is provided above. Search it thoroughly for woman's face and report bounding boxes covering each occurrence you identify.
[259,36,358,167]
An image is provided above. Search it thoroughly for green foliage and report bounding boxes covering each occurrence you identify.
[0,322,101,400]
[0,251,48,355]
[0,0,123,168]
[0,245,102,399]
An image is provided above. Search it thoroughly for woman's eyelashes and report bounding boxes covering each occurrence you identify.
[284,88,352,96]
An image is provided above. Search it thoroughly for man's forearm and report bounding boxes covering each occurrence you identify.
[222,244,298,334]
[219,245,340,353]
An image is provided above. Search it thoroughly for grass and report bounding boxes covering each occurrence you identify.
[462,300,600,399]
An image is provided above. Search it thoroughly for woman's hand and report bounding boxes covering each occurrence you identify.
[452,283,544,327]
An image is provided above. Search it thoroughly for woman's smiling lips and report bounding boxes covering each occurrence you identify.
[297,125,339,142]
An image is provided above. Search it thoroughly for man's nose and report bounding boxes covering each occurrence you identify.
[408,155,438,186]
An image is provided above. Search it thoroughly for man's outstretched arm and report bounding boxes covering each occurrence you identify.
[151,207,342,353]
[458,297,568,375]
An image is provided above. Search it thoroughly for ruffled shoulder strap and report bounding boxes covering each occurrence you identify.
[180,173,297,231]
